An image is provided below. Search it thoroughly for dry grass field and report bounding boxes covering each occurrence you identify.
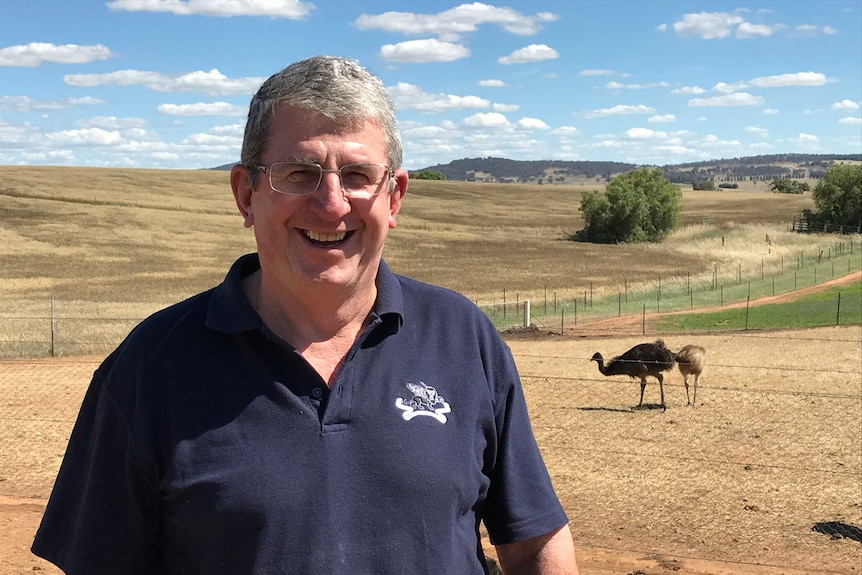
[1,166,860,573]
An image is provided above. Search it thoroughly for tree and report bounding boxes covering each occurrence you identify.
[806,163,862,227]
[410,170,445,180]
[577,168,682,243]
[769,178,809,194]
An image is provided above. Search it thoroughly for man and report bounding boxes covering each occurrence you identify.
[32,55,579,574]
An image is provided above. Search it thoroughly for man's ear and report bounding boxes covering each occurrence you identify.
[388,169,408,229]
[230,164,255,228]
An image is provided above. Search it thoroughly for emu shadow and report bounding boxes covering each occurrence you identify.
[576,406,635,414]
[812,521,862,542]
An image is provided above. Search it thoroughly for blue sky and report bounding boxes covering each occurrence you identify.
[1,0,860,170]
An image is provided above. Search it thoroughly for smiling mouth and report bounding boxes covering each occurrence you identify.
[302,229,351,247]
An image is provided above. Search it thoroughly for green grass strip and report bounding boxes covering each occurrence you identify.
[658,281,861,332]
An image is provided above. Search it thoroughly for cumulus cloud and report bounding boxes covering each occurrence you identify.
[671,86,706,95]
[44,128,123,146]
[0,42,115,67]
[648,114,676,123]
[839,117,862,125]
[578,69,617,76]
[462,112,510,128]
[492,103,519,112]
[832,99,860,110]
[78,116,147,129]
[0,95,103,112]
[379,39,469,63]
[498,44,559,64]
[736,22,778,38]
[669,12,745,39]
[748,71,827,88]
[107,0,314,18]
[688,92,765,107]
[626,128,667,139]
[745,126,769,137]
[797,133,819,144]
[517,118,550,130]
[478,79,506,87]
[551,126,580,136]
[157,102,247,116]
[354,4,558,41]
[387,82,491,113]
[606,81,669,90]
[64,68,265,96]
[763,108,779,115]
[582,104,656,119]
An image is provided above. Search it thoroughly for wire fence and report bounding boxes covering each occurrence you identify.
[1,327,860,571]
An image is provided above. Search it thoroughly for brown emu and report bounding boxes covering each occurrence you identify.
[591,339,676,408]
[675,344,706,406]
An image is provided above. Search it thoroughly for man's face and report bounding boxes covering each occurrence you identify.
[232,106,407,297]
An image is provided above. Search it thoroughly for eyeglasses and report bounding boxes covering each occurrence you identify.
[254,161,394,198]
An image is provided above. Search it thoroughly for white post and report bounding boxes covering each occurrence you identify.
[522,300,530,328]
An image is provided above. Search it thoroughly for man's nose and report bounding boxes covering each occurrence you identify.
[309,170,350,215]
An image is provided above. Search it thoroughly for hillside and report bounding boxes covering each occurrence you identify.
[414,153,861,185]
[211,153,860,185]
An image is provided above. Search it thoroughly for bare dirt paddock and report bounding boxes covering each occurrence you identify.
[2,324,860,574]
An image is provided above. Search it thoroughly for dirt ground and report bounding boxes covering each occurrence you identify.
[2,273,860,574]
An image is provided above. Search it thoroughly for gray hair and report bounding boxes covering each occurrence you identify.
[241,55,402,184]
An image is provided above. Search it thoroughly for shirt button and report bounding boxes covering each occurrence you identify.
[311,387,324,399]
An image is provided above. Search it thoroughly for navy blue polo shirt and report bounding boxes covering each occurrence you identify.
[33,253,567,575]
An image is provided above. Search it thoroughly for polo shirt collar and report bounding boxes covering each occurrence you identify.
[206,253,404,334]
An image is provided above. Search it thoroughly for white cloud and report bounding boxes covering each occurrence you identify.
[626,128,667,139]
[387,82,491,113]
[736,22,777,38]
[0,42,115,67]
[379,39,469,63]
[478,79,506,87]
[107,0,314,18]
[491,103,519,112]
[498,44,559,64]
[354,4,558,41]
[763,108,779,115]
[749,71,827,88]
[44,128,123,146]
[78,116,146,129]
[578,69,617,76]
[745,126,769,137]
[688,92,765,107]
[582,104,656,119]
[648,114,676,123]
[0,95,104,112]
[832,99,860,111]
[64,68,265,96]
[792,24,839,36]
[606,81,669,90]
[670,12,745,39]
[157,102,247,116]
[671,86,705,95]
[462,112,510,128]
[551,126,580,136]
[797,133,819,144]
[517,118,550,130]
[840,117,862,125]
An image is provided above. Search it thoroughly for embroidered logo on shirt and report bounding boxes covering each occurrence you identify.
[395,381,451,423]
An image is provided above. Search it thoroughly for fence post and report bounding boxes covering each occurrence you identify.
[642,303,646,336]
[836,293,841,326]
[745,297,750,330]
[50,297,56,358]
[523,300,530,328]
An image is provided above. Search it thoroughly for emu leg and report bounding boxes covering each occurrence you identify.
[684,375,691,405]
[657,373,665,407]
[637,378,647,407]
[693,374,700,406]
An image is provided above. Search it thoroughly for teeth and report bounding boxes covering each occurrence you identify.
[304,230,347,242]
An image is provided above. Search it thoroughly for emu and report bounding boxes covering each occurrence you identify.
[591,339,676,408]
[675,344,706,406]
